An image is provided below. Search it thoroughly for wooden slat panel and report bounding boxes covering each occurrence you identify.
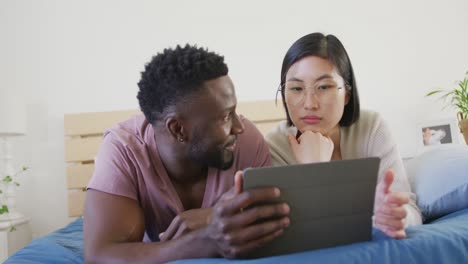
[68,191,86,217]
[65,136,102,162]
[237,100,285,122]
[63,101,283,137]
[64,110,140,136]
[67,164,95,189]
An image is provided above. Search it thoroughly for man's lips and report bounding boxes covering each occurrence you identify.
[301,115,321,124]
[225,142,236,152]
[225,138,237,151]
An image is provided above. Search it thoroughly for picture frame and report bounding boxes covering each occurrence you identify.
[418,118,460,149]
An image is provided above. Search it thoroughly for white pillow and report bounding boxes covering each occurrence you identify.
[405,144,468,221]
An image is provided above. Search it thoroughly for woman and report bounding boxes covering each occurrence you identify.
[266,33,422,239]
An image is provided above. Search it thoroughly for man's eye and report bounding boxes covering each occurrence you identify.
[224,113,232,121]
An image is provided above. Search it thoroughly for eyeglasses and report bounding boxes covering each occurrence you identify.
[278,82,344,106]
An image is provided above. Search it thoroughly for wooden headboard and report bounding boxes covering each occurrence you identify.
[64,100,285,217]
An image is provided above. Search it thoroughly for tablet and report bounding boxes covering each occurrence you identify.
[242,157,380,258]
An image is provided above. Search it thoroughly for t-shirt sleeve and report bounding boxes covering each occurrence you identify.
[238,117,272,168]
[87,132,138,201]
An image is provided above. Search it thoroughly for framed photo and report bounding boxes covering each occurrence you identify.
[419,118,459,148]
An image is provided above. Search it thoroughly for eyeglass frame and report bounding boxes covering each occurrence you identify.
[275,82,351,106]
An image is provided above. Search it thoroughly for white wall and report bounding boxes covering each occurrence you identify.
[1,0,467,237]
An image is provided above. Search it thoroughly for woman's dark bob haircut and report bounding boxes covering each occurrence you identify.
[279,32,360,127]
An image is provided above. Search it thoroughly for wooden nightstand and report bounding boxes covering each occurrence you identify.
[0,216,32,262]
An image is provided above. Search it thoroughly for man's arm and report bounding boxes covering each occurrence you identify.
[84,189,216,264]
[84,173,290,263]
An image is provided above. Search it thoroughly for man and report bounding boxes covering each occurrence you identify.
[84,45,290,263]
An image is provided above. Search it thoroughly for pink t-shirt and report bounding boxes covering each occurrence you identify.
[87,114,271,242]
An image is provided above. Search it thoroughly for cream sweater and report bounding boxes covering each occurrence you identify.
[266,110,422,226]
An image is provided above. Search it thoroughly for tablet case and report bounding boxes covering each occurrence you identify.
[242,157,380,258]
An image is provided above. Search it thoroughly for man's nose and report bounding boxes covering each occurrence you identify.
[231,113,245,135]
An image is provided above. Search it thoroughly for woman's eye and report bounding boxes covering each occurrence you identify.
[318,85,331,90]
[289,87,303,92]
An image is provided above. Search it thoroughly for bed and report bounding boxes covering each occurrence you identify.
[5,100,468,263]
[5,208,468,264]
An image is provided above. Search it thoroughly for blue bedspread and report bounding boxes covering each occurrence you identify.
[6,209,468,263]
[5,217,84,264]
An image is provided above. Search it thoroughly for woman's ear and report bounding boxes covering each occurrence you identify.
[344,85,351,105]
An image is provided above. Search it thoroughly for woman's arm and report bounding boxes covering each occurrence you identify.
[367,114,422,227]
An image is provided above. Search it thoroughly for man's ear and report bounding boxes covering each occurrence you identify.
[165,115,186,142]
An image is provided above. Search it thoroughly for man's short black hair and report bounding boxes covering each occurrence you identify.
[137,44,228,125]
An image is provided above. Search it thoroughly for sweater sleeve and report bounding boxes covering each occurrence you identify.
[265,121,298,167]
[367,114,422,226]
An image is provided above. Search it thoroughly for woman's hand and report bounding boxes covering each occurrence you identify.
[288,131,334,164]
[373,170,409,239]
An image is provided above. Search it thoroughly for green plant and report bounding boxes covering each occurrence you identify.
[0,166,28,231]
[425,71,468,120]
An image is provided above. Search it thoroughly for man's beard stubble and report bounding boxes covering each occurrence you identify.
[187,132,234,170]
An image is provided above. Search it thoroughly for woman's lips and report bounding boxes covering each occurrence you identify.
[301,116,321,124]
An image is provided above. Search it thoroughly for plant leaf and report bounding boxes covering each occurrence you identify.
[426,72,468,116]
[425,90,445,97]
[3,176,12,183]
[0,205,9,214]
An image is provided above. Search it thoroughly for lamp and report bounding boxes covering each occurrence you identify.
[0,93,26,221]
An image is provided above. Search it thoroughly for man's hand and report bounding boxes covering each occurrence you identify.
[288,131,334,164]
[374,170,409,239]
[159,170,248,241]
[203,171,290,258]
[159,207,213,241]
